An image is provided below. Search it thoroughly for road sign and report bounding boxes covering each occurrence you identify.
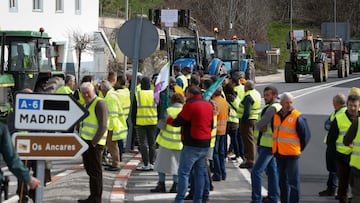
[14,93,88,131]
[161,9,178,27]
[117,17,159,59]
[12,133,89,160]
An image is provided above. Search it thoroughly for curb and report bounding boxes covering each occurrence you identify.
[110,153,141,203]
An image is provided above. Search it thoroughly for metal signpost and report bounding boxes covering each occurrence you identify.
[13,93,88,203]
[117,16,159,152]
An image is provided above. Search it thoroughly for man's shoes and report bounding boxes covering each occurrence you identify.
[212,175,221,181]
[169,182,177,193]
[203,197,210,203]
[318,189,335,196]
[184,193,193,200]
[77,199,89,203]
[262,196,269,203]
[105,166,120,171]
[150,164,154,170]
[136,165,152,171]
[239,162,253,169]
[150,182,166,193]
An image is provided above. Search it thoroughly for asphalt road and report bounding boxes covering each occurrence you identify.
[1,70,359,202]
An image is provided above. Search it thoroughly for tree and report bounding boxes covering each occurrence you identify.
[71,31,98,82]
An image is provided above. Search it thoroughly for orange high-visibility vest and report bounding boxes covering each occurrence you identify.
[213,96,229,135]
[272,109,301,156]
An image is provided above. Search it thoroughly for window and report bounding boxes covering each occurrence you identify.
[55,0,64,13]
[9,0,18,12]
[33,0,43,12]
[75,0,81,14]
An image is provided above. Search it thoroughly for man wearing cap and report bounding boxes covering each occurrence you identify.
[56,74,75,94]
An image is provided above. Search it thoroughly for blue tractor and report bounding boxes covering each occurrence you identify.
[171,35,226,76]
[214,39,255,81]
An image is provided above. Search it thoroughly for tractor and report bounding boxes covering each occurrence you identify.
[349,39,360,72]
[214,39,255,81]
[0,29,65,122]
[149,9,225,76]
[171,35,226,75]
[285,30,328,83]
[321,38,350,78]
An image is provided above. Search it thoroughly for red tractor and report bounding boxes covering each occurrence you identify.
[321,38,350,78]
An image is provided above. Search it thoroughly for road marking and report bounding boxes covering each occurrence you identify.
[288,77,359,99]
[110,153,141,203]
[232,159,268,199]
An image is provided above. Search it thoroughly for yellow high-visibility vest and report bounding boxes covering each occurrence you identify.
[350,117,360,170]
[79,97,107,146]
[255,102,282,148]
[136,90,158,125]
[156,106,183,150]
[335,112,352,155]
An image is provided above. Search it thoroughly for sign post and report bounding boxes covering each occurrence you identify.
[117,17,159,152]
[13,93,88,203]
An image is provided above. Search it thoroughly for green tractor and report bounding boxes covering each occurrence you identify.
[285,30,328,83]
[0,29,65,122]
[349,39,360,72]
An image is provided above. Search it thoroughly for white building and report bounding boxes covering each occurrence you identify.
[0,0,110,80]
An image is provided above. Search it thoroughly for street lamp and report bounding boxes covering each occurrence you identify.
[213,27,219,39]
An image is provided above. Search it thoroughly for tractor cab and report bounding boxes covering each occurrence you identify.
[0,30,64,121]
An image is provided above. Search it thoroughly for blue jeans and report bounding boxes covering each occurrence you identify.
[227,127,242,158]
[251,147,279,203]
[175,146,209,203]
[237,125,245,159]
[276,155,300,203]
[213,135,226,180]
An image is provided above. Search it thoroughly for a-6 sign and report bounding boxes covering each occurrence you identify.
[14,93,88,131]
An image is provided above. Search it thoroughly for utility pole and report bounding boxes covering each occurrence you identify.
[123,0,129,77]
[334,0,337,38]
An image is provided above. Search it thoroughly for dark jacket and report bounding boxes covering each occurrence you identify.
[167,94,213,148]
[0,123,30,185]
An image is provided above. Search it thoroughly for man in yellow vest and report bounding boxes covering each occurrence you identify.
[239,80,261,169]
[327,94,360,203]
[344,98,360,203]
[272,92,311,203]
[56,74,75,94]
[174,65,188,91]
[251,86,281,203]
[229,71,245,160]
[319,93,346,197]
[115,75,131,161]
[78,82,108,203]
[99,80,127,171]
[135,76,158,171]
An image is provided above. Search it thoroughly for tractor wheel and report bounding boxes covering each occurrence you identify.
[313,63,322,82]
[323,61,329,82]
[285,62,295,83]
[245,62,256,82]
[338,59,345,78]
[344,54,350,76]
[36,77,65,93]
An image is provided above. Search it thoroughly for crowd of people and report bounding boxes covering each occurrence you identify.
[1,66,360,203]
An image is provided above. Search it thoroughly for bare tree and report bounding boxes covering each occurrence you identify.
[71,31,98,82]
